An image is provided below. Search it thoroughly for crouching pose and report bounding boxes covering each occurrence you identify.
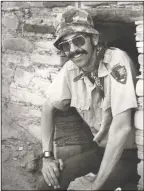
[37,6,139,190]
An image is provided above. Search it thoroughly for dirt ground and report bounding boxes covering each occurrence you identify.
[2,135,42,190]
[2,116,43,190]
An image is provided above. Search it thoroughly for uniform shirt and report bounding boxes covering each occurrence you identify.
[45,48,138,149]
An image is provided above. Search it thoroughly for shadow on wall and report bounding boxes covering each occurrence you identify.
[94,21,139,75]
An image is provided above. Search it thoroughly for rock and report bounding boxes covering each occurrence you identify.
[28,125,41,141]
[13,152,19,158]
[10,86,46,106]
[2,152,11,162]
[136,79,144,96]
[134,110,143,130]
[18,147,23,151]
[24,151,37,172]
[19,150,27,157]
[26,141,30,145]
[3,38,34,52]
[3,15,19,30]
[13,157,17,161]
[20,163,26,168]
[26,161,37,172]
[14,68,33,88]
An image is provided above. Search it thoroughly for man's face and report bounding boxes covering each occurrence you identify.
[58,33,95,70]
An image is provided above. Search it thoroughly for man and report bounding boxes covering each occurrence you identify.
[37,6,139,190]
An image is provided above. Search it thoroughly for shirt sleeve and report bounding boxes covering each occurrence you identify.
[109,49,138,116]
[45,64,71,111]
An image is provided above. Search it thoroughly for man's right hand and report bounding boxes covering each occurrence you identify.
[42,157,64,189]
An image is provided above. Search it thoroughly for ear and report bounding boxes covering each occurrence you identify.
[91,35,99,46]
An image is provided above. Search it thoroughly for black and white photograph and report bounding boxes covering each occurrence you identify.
[1,1,144,190]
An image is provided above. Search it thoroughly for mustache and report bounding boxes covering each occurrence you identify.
[68,49,87,59]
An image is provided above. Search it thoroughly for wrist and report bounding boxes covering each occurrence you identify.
[43,156,54,162]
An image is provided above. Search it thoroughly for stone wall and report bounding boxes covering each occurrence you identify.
[2,1,74,141]
[135,20,143,191]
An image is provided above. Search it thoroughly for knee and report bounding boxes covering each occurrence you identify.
[36,176,53,190]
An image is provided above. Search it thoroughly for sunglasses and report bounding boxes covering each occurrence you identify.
[58,35,86,52]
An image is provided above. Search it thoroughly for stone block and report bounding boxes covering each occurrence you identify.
[28,124,41,141]
[2,114,21,140]
[3,15,19,30]
[137,150,144,160]
[135,21,143,25]
[10,86,46,106]
[23,23,55,34]
[136,79,144,96]
[138,47,143,54]
[35,40,54,51]
[2,67,14,84]
[138,54,143,65]
[135,33,143,41]
[2,54,21,68]
[135,135,144,146]
[136,41,143,48]
[43,2,74,8]
[31,53,61,66]
[136,24,143,33]
[34,68,51,79]
[2,84,10,99]
[2,2,30,10]
[137,160,143,177]
[6,102,41,119]
[27,76,51,96]
[14,68,34,88]
[3,38,34,52]
[138,176,144,187]
[21,57,32,67]
[134,110,143,130]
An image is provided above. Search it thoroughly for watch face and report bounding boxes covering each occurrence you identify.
[43,151,53,158]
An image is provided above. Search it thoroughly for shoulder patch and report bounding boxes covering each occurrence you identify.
[110,64,127,84]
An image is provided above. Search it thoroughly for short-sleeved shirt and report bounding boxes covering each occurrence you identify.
[45,48,138,149]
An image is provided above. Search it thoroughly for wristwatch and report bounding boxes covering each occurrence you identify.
[43,151,53,158]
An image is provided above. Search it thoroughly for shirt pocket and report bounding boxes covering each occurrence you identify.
[101,96,111,111]
[71,98,90,112]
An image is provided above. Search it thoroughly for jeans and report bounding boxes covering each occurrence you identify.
[36,144,139,190]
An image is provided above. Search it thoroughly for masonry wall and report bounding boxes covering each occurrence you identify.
[2,1,74,141]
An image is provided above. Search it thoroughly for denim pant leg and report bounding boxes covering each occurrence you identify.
[36,146,102,190]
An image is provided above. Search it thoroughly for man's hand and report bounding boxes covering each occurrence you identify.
[42,157,64,189]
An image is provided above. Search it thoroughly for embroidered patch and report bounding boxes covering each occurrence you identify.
[110,64,127,84]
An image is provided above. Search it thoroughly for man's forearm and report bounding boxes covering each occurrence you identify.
[93,114,131,190]
[41,101,55,152]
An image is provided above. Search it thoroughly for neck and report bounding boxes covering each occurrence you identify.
[81,47,97,72]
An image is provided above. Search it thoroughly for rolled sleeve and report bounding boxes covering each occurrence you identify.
[110,50,138,116]
[45,64,71,111]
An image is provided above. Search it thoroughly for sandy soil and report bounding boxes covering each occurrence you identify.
[2,123,42,190]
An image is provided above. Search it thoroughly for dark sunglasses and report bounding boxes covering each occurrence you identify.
[58,35,86,52]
